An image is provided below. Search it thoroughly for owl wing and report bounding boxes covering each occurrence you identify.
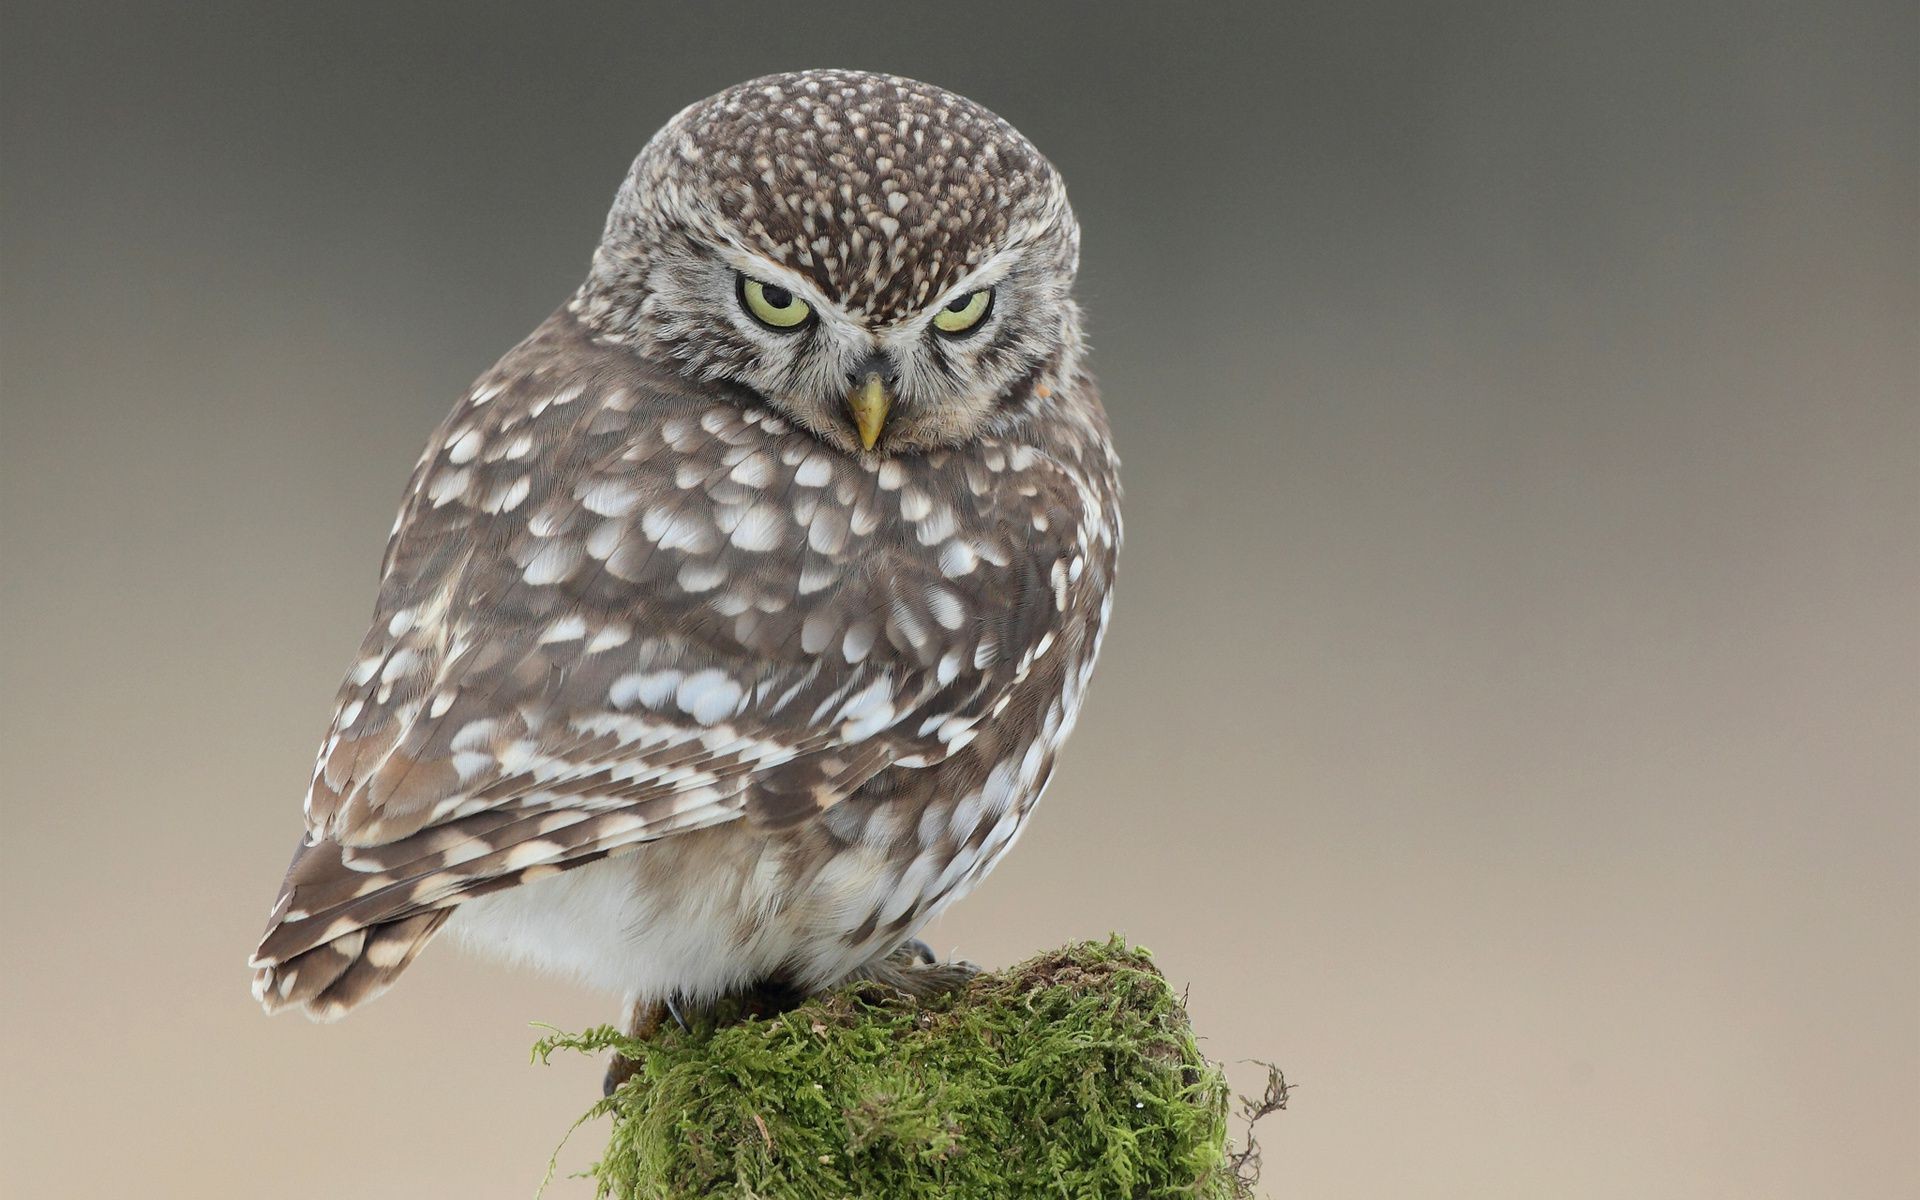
[250,314,1115,1015]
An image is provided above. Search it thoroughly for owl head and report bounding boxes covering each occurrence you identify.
[574,69,1085,456]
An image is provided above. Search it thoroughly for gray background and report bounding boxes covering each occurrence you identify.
[3,3,1915,1196]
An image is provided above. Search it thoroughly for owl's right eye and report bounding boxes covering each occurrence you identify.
[739,276,814,330]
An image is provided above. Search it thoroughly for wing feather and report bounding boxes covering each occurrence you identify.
[253,313,1111,982]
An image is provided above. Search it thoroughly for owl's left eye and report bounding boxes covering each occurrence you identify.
[739,276,813,330]
[932,288,994,335]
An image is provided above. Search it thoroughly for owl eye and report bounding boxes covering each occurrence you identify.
[739,276,813,330]
[931,288,993,335]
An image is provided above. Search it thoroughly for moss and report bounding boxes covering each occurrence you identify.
[535,938,1264,1199]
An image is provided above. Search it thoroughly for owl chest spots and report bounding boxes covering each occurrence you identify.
[521,406,1048,672]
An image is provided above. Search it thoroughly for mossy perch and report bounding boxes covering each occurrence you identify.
[535,938,1279,1198]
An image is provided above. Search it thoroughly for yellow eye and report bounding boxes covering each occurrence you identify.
[740,277,813,329]
[932,288,993,334]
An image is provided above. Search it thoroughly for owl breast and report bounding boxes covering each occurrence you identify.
[447,604,1107,1002]
[422,315,1118,999]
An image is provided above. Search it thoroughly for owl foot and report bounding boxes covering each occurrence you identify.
[602,996,668,1097]
[601,945,974,1094]
[851,941,980,1000]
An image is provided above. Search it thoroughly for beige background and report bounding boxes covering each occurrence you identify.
[3,4,1915,1197]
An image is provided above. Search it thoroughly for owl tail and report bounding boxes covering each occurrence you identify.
[250,909,450,1022]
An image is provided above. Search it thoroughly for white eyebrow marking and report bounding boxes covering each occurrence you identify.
[721,248,858,326]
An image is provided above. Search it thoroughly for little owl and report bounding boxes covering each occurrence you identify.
[249,70,1121,1063]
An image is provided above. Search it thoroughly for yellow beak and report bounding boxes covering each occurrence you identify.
[846,373,892,451]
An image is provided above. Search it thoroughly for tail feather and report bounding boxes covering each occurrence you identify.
[251,910,450,1022]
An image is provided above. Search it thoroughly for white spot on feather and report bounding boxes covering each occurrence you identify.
[675,669,746,725]
[522,541,581,585]
[483,476,531,513]
[938,541,978,577]
[380,648,420,682]
[641,506,712,553]
[447,429,483,464]
[611,670,683,710]
[587,623,631,653]
[925,585,965,630]
[729,452,775,488]
[728,506,785,551]
[501,840,564,871]
[795,454,835,487]
[427,469,472,507]
[579,479,641,517]
[678,561,727,592]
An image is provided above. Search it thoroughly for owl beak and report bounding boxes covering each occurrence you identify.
[845,373,892,451]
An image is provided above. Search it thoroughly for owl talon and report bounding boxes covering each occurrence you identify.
[664,994,691,1032]
[602,1058,633,1098]
[895,938,938,966]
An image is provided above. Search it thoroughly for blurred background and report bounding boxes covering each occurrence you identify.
[3,3,1914,1197]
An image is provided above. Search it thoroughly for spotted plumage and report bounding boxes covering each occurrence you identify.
[250,70,1119,1028]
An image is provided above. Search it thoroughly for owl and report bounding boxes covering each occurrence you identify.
[249,70,1120,1053]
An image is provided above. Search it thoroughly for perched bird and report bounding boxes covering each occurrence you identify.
[249,70,1120,1054]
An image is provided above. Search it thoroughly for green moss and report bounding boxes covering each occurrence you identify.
[535,938,1255,1199]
